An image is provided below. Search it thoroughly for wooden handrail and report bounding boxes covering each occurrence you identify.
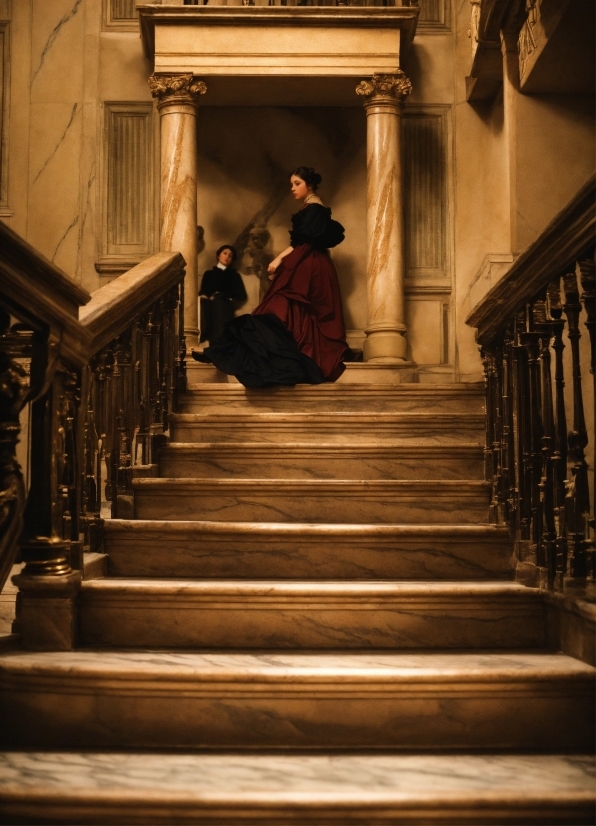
[466,174,595,346]
[0,221,92,367]
[79,252,186,355]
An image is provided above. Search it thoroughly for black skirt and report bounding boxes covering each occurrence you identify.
[192,314,325,388]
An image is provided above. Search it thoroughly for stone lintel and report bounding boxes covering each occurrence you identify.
[139,6,418,78]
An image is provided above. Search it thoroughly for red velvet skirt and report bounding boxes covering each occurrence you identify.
[253,244,349,382]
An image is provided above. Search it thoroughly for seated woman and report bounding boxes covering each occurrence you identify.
[199,245,247,345]
[193,166,350,387]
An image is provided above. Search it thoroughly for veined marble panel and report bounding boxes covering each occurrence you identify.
[132,478,491,524]
[79,579,545,650]
[0,753,593,825]
[169,412,485,445]
[103,521,513,581]
[30,0,85,103]
[0,650,593,749]
[158,443,484,481]
[28,102,82,273]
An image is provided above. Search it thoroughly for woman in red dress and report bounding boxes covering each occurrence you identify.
[193,167,350,387]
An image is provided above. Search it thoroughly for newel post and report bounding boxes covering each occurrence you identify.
[13,337,83,650]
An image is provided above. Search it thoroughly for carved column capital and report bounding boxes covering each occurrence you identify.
[355,72,412,106]
[148,73,207,109]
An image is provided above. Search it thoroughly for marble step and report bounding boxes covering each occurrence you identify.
[1,752,593,826]
[0,650,593,750]
[133,478,490,524]
[169,412,485,445]
[103,521,513,580]
[79,580,545,650]
[181,382,486,414]
[159,443,484,481]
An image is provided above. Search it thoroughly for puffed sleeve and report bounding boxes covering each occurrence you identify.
[289,205,329,246]
[289,204,345,249]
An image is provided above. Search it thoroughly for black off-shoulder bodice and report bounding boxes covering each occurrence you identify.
[289,203,345,250]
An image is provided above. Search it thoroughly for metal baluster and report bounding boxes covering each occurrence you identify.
[534,298,557,585]
[481,346,497,521]
[520,302,544,567]
[502,325,516,530]
[510,313,523,548]
[578,256,595,374]
[516,308,532,549]
[562,269,590,585]
[177,278,187,394]
[546,279,568,586]
[0,310,30,592]
[81,366,103,553]
[577,256,595,594]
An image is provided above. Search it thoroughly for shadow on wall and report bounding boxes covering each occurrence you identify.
[196,107,367,329]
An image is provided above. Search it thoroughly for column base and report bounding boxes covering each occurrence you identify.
[338,362,417,384]
[12,571,81,651]
[184,327,200,351]
[363,330,408,363]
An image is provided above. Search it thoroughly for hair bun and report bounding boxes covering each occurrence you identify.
[290,166,323,192]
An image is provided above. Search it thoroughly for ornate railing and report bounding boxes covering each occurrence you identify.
[79,253,186,540]
[0,221,185,647]
[466,175,595,598]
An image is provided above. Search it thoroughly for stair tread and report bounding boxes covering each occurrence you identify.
[0,751,592,811]
[185,382,485,391]
[2,649,593,682]
[162,442,483,453]
[104,520,509,536]
[171,412,485,421]
[133,478,489,490]
[81,579,532,599]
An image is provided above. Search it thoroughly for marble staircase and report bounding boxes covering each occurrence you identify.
[0,381,594,824]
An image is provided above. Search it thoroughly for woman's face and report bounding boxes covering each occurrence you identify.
[217,248,234,267]
[290,175,312,201]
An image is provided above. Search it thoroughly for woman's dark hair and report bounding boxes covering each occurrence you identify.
[290,166,322,192]
[216,244,237,261]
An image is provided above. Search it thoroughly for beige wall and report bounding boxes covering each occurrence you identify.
[512,92,595,252]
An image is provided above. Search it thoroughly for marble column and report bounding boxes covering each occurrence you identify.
[149,74,207,349]
[356,72,412,364]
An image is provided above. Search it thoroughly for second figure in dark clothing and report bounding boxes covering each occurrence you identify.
[199,245,248,344]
